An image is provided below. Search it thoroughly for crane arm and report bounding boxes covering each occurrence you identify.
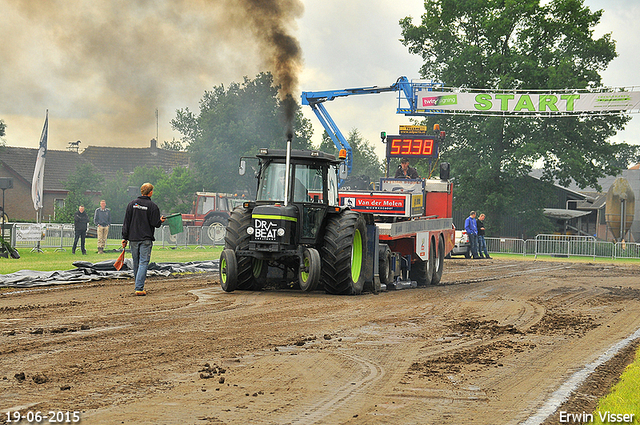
[300,76,422,177]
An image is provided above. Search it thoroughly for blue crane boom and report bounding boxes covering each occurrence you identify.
[300,76,441,176]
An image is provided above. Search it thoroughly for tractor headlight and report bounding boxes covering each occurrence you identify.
[246,227,254,235]
[277,228,285,237]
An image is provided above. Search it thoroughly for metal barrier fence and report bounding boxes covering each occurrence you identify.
[533,234,596,259]
[7,223,223,251]
[485,236,640,260]
[4,221,640,260]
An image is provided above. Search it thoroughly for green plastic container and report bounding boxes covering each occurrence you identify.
[165,213,184,235]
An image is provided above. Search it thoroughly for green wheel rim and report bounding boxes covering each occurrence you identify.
[351,229,363,282]
[301,254,310,282]
[220,256,227,283]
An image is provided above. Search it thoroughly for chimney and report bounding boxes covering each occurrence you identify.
[150,138,157,149]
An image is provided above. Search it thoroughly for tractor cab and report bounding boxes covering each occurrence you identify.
[241,148,343,245]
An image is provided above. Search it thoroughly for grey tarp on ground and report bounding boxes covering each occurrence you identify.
[0,259,219,288]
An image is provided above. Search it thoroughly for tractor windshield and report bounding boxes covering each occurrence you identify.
[256,162,329,203]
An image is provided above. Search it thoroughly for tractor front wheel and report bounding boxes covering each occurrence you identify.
[299,248,321,292]
[219,249,237,292]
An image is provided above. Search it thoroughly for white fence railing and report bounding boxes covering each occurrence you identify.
[3,222,639,260]
[5,223,224,251]
[485,235,640,260]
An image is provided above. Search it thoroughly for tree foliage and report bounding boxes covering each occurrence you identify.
[55,163,104,223]
[171,72,314,195]
[400,0,638,235]
[0,119,6,145]
[318,128,385,182]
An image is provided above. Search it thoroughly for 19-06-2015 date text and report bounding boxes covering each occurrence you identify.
[5,411,81,423]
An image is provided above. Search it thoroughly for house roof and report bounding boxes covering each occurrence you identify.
[529,168,640,195]
[80,141,189,180]
[0,146,94,191]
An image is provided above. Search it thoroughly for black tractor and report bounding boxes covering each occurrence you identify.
[219,148,370,295]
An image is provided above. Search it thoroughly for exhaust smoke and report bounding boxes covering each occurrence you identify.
[0,0,304,147]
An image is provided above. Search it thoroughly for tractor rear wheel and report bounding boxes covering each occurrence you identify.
[411,238,435,286]
[219,249,237,292]
[204,216,227,244]
[431,235,445,285]
[378,244,393,286]
[299,248,321,292]
[321,211,367,295]
[224,207,262,290]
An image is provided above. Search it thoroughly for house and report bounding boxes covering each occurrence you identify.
[0,139,190,222]
[0,146,96,222]
[80,139,189,181]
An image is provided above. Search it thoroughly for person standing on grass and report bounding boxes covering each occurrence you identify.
[121,183,165,296]
[72,205,89,255]
[94,200,111,254]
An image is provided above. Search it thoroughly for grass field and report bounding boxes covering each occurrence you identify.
[1,238,222,275]
[593,347,640,424]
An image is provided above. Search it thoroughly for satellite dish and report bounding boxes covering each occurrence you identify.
[605,177,635,241]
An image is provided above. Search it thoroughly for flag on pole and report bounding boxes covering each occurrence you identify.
[31,110,48,211]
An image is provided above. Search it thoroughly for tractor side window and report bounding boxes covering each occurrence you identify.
[327,165,339,206]
[198,196,215,214]
[257,163,287,202]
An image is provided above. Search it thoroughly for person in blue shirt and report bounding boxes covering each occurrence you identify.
[464,211,480,259]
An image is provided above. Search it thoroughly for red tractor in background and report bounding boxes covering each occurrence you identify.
[181,192,246,244]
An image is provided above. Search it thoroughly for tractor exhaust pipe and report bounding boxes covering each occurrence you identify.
[284,134,293,207]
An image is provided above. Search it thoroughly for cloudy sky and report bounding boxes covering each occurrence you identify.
[1,0,639,161]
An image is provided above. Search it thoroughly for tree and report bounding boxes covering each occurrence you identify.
[152,167,199,214]
[319,128,385,183]
[55,163,104,223]
[99,166,199,224]
[0,119,5,145]
[400,0,639,235]
[100,171,131,224]
[171,72,313,194]
[160,138,184,151]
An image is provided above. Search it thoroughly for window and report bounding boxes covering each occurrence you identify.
[54,199,65,220]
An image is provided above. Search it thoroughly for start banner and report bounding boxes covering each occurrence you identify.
[418,91,640,114]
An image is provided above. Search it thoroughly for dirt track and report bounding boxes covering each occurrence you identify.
[2,258,640,424]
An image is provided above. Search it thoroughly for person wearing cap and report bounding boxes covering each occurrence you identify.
[394,158,419,179]
[121,183,166,296]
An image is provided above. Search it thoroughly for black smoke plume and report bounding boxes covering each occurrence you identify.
[236,0,304,140]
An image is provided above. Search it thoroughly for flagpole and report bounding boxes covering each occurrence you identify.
[31,110,48,253]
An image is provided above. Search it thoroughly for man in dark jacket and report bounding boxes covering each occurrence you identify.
[72,205,89,255]
[476,213,491,259]
[121,183,165,296]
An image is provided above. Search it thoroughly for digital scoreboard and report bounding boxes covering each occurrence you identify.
[385,135,439,159]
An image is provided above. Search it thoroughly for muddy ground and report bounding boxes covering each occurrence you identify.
[1,258,640,424]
